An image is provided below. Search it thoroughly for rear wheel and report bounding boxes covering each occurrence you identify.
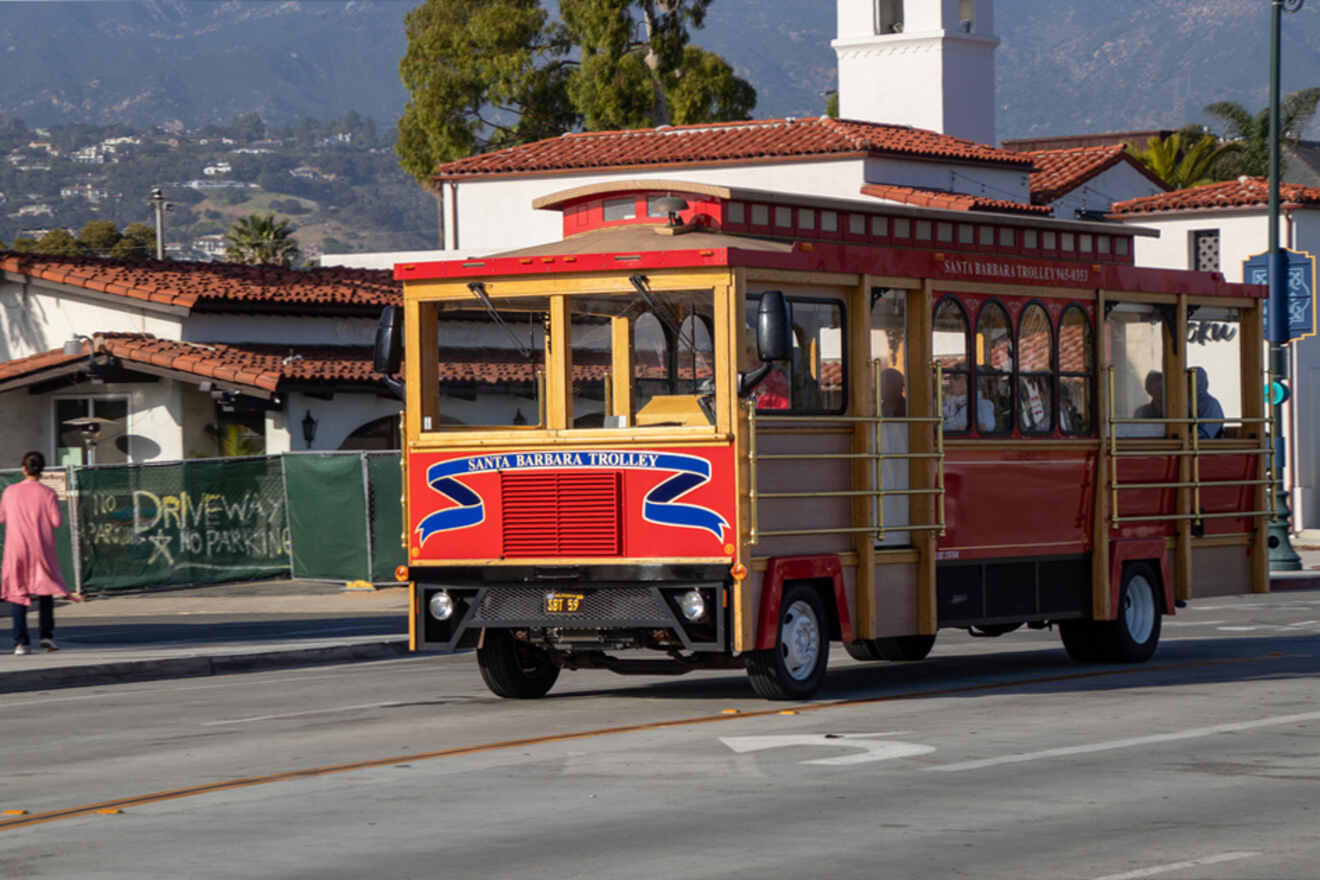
[1058,620,1101,662]
[477,629,560,699]
[870,634,936,662]
[1094,564,1162,662]
[746,583,829,700]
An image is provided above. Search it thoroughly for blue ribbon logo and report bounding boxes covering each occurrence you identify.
[415,450,729,548]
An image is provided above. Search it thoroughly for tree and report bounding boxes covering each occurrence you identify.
[224,214,301,266]
[395,0,755,183]
[1128,130,1240,189]
[1204,87,1320,178]
[79,219,122,256]
[33,229,84,257]
[110,223,156,261]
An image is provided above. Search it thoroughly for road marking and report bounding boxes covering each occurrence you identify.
[1092,851,1260,880]
[720,732,933,765]
[202,700,465,725]
[1162,619,1227,627]
[0,652,1290,832]
[928,710,1320,773]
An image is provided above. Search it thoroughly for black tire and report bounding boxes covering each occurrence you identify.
[477,629,560,699]
[1058,620,1102,662]
[870,633,936,662]
[1094,563,1163,663]
[746,583,830,700]
[844,640,881,661]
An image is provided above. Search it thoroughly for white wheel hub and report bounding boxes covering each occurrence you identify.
[780,599,821,681]
[1123,574,1157,645]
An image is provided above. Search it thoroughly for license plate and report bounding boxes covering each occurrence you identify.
[545,592,585,614]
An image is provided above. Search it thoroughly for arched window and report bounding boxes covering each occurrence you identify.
[1017,303,1053,434]
[975,301,1012,434]
[1058,306,1094,435]
[934,297,971,432]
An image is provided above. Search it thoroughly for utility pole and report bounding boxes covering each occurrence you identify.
[1266,0,1303,569]
[148,187,171,260]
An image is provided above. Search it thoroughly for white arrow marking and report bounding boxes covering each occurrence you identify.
[720,732,935,766]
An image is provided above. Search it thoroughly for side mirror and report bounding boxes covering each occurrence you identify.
[756,290,792,362]
[373,306,405,400]
[738,291,793,397]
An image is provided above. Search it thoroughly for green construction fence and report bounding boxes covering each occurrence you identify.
[0,453,406,594]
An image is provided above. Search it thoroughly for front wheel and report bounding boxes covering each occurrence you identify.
[746,583,830,700]
[477,629,560,699]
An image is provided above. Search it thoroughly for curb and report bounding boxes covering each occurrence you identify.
[0,639,411,694]
[1271,575,1320,592]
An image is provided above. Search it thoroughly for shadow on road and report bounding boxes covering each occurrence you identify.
[545,634,1318,704]
[54,615,407,647]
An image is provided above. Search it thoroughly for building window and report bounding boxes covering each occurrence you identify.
[877,0,903,34]
[602,197,636,222]
[1192,229,1220,272]
[959,0,974,31]
[55,397,129,466]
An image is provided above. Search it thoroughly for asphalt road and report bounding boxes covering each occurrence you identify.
[2,591,1318,880]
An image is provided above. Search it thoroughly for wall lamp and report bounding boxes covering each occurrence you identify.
[302,410,317,449]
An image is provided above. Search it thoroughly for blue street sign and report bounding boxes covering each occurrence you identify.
[1266,380,1290,406]
[1244,248,1317,342]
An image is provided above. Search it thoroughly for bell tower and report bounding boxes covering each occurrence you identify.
[833,0,999,144]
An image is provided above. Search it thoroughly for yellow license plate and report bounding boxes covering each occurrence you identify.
[545,592,585,614]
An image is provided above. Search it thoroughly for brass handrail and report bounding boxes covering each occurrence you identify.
[1106,366,1274,529]
[747,361,946,544]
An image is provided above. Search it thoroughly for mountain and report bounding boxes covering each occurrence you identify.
[0,1,1317,142]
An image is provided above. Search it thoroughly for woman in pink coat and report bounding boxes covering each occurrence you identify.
[2,451,77,654]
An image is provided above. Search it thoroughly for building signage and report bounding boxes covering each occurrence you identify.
[1244,248,1317,342]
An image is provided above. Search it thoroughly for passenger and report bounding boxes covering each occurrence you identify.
[1192,366,1224,438]
[1134,371,1163,419]
[942,371,995,432]
[881,368,907,417]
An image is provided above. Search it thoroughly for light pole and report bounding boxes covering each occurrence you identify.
[1266,0,1303,569]
[148,187,172,260]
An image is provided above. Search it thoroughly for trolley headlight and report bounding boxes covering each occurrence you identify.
[678,589,707,622]
[428,590,455,621]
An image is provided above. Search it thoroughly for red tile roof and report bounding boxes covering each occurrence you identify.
[1112,177,1320,215]
[0,252,400,311]
[859,183,1052,216]
[1024,144,1169,205]
[92,334,382,392]
[0,343,89,383]
[432,117,1035,180]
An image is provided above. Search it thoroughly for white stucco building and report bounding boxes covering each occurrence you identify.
[0,256,404,467]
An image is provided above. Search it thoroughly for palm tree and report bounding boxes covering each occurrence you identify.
[1128,131,1240,189]
[224,213,301,266]
[1204,87,1320,178]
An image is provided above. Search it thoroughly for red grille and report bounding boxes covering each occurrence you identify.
[501,471,622,557]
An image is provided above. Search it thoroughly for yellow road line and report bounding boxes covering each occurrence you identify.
[0,653,1282,832]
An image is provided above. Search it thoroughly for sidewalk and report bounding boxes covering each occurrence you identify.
[0,579,411,694]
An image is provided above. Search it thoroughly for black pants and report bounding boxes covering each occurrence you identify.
[11,596,54,646]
